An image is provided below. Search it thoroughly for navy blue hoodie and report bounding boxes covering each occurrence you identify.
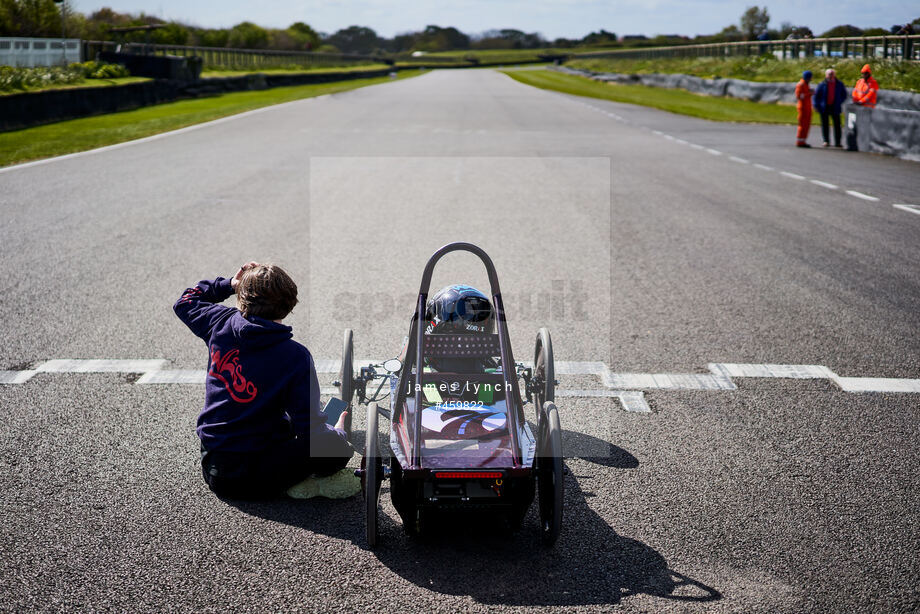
[174,277,345,453]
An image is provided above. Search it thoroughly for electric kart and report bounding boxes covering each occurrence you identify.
[338,242,563,549]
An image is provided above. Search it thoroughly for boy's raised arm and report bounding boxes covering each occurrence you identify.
[173,277,235,341]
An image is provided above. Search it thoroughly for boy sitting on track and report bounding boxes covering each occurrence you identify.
[174,262,352,499]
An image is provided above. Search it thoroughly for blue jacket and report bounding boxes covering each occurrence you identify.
[813,79,847,115]
[174,277,346,453]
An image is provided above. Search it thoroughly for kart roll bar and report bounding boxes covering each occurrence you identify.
[394,242,525,469]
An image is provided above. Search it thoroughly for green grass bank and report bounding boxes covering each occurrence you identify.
[502,68,796,124]
[0,70,422,167]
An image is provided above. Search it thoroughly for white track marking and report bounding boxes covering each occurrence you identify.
[652,130,663,136]
[603,371,736,391]
[663,134,676,141]
[37,359,167,373]
[780,171,806,180]
[709,363,834,379]
[674,139,689,145]
[705,148,722,156]
[754,163,774,171]
[0,370,38,384]
[689,143,704,150]
[136,370,206,384]
[729,156,749,164]
[556,389,651,413]
[3,360,919,404]
[832,377,920,393]
[846,190,879,202]
[893,204,920,216]
[810,179,838,189]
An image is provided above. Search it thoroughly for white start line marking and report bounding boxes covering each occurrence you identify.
[846,190,880,202]
[3,360,919,413]
[893,204,920,216]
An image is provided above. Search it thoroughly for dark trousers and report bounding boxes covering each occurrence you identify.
[201,430,352,499]
[820,112,841,146]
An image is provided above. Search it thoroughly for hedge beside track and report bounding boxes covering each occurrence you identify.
[0,68,394,132]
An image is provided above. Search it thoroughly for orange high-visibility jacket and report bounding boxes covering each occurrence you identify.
[852,77,878,108]
[795,79,812,109]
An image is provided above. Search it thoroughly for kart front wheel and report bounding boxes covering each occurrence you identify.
[363,402,381,548]
[537,401,563,546]
[533,328,555,424]
[338,329,354,405]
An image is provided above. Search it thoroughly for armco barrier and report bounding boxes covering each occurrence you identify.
[0,67,393,132]
[848,104,920,162]
[554,65,920,111]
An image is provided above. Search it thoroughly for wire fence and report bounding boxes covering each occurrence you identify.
[82,40,386,70]
[574,35,920,62]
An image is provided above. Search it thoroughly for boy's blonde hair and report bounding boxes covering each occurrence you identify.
[237,264,298,321]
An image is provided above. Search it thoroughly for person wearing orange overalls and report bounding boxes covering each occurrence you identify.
[795,70,813,148]
[852,64,878,108]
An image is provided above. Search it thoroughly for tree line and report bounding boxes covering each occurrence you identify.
[2,1,918,55]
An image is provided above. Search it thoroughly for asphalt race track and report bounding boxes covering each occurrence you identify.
[1,68,919,612]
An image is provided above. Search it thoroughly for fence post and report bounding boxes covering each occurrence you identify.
[842,39,848,58]
[883,37,888,59]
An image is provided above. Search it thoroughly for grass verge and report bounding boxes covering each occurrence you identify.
[0,70,423,168]
[502,68,796,124]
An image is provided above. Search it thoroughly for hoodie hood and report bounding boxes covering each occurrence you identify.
[231,313,293,349]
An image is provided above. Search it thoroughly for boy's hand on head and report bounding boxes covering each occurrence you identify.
[231,261,259,293]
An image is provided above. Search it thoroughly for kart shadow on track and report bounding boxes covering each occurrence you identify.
[372,430,722,607]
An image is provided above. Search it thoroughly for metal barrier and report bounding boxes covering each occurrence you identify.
[573,35,920,62]
[0,37,82,67]
[81,40,385,70]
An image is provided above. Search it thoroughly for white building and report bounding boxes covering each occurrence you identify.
[0,37,82,67]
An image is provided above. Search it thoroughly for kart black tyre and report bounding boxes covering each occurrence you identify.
[537,401,563,546]
[533,328,555,424]
[363,402,381,548]
[338,329,354,405]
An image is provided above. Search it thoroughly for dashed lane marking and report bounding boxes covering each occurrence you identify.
[780,171,806,180]
[846,190,880,202]
[893,204,920,216]
[810,179,838,189]
[754,163,774,171]
[689,144,705,150]
[674,139,689,145]
[729,156,749,164]
[705,148,722,156]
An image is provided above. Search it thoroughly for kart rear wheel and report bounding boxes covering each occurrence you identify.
[338,329,354,405]
[363,402,381,548]
[537,401,563,546]
[533,328,555,424]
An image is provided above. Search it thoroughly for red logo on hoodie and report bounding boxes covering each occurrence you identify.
[209,348,258,403]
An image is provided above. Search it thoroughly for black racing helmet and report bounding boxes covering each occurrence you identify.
[424,284,494,373]
[425,284,494,335]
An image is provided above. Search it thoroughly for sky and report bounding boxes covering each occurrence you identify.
[69,0,917,39]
